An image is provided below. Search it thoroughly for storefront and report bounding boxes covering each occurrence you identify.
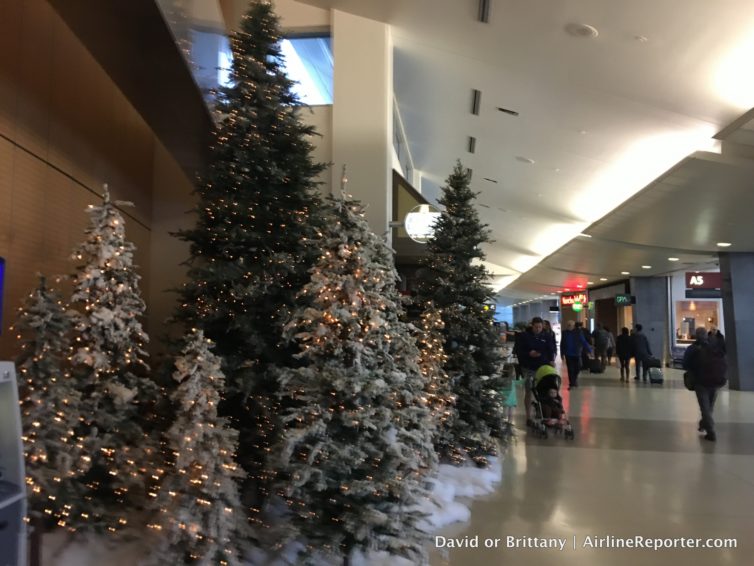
[582,282,632,334]
[670,271,724,346]
[560,292,589,324]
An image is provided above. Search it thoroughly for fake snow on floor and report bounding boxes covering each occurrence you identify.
[42,458,501,565]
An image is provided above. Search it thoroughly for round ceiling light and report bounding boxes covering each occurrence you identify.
[716,242,732,247]
[642,265,652,269]
[565,23,599,38]
[621,271,630,275]
[668,257,679,261]
[599,277,608,281]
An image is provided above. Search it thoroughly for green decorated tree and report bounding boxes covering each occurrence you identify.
[415,161,503,466]
[147,330,247,565]
[174,0,327,509]
[69,186,157,532]
[270,194,436,564]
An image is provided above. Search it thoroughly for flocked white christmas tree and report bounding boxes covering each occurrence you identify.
[69,184,156,532]
[14,275,86,529]
[271,190,437,565]
[147,329,247,566]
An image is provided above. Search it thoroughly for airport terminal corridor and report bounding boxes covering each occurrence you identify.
[430,363,754,566]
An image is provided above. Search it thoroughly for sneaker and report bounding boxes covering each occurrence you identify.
[704,432,717,442]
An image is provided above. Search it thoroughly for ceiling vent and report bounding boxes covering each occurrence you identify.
[471,89,482,115]
[497,106,519,116]
[478,0,491,23]
[483,177,498,183]
[468,136,477,154]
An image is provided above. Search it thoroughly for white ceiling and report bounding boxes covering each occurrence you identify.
[297,0,754,299]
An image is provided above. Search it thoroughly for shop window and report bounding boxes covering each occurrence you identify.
[674,300,720,343]
[279,36,334,105]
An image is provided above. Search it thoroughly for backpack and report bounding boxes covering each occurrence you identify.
[696,343,727,387]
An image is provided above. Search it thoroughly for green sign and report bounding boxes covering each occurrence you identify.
[572,301,583,312]
[615,294,632,306]
[588,301,595,310]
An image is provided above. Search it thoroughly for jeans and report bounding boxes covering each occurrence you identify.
[696,385,719,434]
[565,356,581,388]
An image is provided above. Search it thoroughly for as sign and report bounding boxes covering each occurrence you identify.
[685,272,722,290]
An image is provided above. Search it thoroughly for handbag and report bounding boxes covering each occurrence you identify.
[683,371,696,391]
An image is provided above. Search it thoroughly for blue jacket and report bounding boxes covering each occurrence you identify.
[520,329,556,370]
[560,329,592,358]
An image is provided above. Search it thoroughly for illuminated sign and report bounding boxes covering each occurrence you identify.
[572,302,583,312]
[561,293,588,306]
[404,204,441,244]
[685,272,722,290]
[615,294,633,306]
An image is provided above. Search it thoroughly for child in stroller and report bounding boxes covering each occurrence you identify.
[528,364,575,439]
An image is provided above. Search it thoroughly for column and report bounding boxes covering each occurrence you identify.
[719,252,754,391]
[332,10,392,239]
[630,276,670,363]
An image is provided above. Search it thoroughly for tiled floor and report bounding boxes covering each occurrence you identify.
[429,362,754,565]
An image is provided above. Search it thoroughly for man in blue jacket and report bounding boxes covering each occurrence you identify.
[520,317,556,420]
[561,320,593,389]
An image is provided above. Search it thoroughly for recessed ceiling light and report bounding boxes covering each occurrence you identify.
[642,265,652,269]
[716,242,732,247]
[621,271,630,275]
[668,257,679,261]
[577,284,583,288]
[565,23,599,38]
[515,156,536,164]
[587,281,594,285]
[599,277,608,281]
[578,233,592,238]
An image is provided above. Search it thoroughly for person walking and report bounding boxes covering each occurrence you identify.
[708,324,727,354]
[592,324,609,368]
[560,320,593,389]
[605,326,616,366]
[683,327,728,441]
[576,322,593,373]
[632,323,652,382]
[615,327,633,382]
[520,317,556,422]
[543,319,557,358]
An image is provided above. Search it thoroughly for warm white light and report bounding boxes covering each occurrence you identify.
[587,281,594,284]
[642,265,652,269]
[668,257,679,261]
[599,277,608,281]
[578,233,592,238]
[716,242,732,247]
[621,271,630,275]
[715,33,754,110]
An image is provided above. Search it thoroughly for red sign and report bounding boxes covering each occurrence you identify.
[685,272,722,289]
[561,293,588,306]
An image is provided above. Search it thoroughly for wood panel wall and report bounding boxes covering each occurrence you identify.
[0,0,196,359]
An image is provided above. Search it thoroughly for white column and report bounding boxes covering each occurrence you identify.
[332,10,393,239]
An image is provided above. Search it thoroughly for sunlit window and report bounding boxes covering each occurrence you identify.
[279,36,334,105]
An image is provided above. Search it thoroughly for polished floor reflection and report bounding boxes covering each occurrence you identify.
[429,363,754,565]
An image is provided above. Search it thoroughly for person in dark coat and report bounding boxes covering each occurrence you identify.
[576,322,593,372]
[520,317,556,420]
[615,327,633,382]
[683,327,728,441]
[631,323,652,382]
[708,324,726,354]
[560,320,593,389]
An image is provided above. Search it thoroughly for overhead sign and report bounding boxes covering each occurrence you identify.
[615,294,634,306]
[572,302,583,312]
[685,272,722,290]
[404,204,441,244]
[561,293,588,307]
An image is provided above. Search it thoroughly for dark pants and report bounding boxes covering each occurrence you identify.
[634,356,649,380]
[565,355,581,387]
[619,356,630,375]
[696,385,719,434]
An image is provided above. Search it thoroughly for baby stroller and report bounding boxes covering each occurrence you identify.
[527,365,575,440]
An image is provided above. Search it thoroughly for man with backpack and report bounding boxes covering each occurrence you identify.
[683,327,728,442]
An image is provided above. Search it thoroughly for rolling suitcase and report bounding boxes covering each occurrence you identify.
[649,367,664,384]
[589,358,605,374]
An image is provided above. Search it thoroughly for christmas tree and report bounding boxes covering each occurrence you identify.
[69,185,156,532]
[415,161,503,466]
[175,0,326,507]
[414,302,462,465]
[271,193,437,564]
[147,329,247,565]
[14,276,85,529]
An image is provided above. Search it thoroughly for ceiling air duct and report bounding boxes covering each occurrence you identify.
[471,89,481,115]
[478,0,491,23]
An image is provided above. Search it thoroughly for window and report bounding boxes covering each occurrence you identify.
[674,300,720,343]
[279,36,333,105]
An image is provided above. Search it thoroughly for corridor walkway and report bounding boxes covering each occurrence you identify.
[429,363,754,566]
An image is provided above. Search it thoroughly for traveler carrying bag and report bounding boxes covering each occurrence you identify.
[589,358,605,374]
[683,371,696,391]
[648,367,664,384]
[645,356,662,369]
